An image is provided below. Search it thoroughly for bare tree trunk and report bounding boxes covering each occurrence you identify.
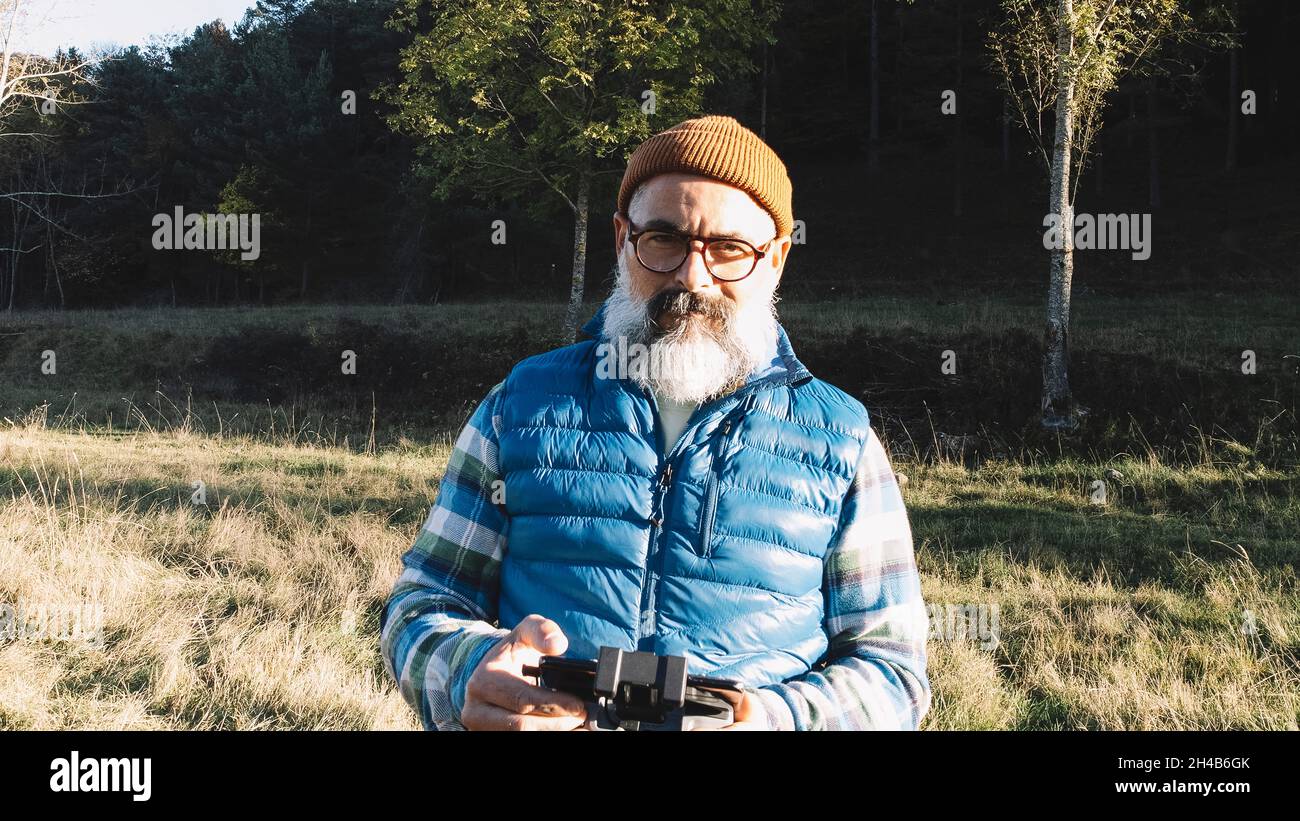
[511,235,520,286]
[42,218,52,302]
[47,220,64,308]
[1094,141,1103,195]
[7,192,30,311]
[562,166,590,342]
[1147,77,1161,208]
[1001,96,1011,172]
[760,40,768,141]
[868,0,880,174]
[1127,89,1136,152]
[6,200,15,311]
[896,4,905,135]
[1042,0,1077,430]
[300,190,313,298]
[1225,41,1239,172]
[952,0,964,218]
[6,247,15,310]
[392,212,426,304]
[42,253,51,302]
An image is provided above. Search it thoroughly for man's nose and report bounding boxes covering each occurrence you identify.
[671,240,714,291]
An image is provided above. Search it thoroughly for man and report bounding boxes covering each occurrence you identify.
[381,114,931,731]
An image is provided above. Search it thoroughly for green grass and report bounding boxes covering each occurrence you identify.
[904,456,1299,729]
[4,290,1295,368]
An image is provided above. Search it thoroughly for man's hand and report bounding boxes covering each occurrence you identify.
[461,614,589,731]
[690,688,768,731]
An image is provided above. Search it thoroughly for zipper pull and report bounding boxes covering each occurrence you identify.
[649,464,672,527]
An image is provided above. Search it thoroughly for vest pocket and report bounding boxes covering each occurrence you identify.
[698,413,740,557]
[698,398,755,558]
[699,466,721,558]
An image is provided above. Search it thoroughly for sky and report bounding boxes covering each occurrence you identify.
[11,0,258,56]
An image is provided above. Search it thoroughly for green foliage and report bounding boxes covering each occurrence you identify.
[988,0,1203,184]
[381,0,779,215]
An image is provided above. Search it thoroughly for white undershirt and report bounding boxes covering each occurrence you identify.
[654,390,699,454]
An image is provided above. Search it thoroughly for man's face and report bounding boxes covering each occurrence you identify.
[603,172,794,405]
[612,172,791,331]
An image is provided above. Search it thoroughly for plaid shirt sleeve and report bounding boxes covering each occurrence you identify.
[380,382,512,731]
[752,426,932,730]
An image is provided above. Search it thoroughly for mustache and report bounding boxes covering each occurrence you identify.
[646,288,730,326]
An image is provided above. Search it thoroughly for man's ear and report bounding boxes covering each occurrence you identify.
[769,235,793,280]
[612,211,627,255]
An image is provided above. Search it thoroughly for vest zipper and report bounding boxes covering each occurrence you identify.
[635,386,761,648]
[638,460,672,646]
[638,383,712,648]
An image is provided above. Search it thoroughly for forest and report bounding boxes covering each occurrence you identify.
[1,0,1293,313]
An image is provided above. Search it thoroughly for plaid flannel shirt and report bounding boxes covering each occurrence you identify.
[381,381,931,730]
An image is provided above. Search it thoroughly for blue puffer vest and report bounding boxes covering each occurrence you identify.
[495,302,872,687]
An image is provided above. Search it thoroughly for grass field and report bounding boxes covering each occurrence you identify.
[1,293,1297,729]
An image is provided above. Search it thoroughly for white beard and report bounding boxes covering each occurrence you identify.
[601,254,779,405]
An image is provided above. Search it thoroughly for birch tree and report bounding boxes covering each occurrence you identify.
[989,0,1189,430]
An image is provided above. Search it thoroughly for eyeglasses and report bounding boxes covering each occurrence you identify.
[625,219,774,282]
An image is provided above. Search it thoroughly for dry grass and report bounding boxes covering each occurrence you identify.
[2,405,1295,730]
[910,450,1300,730]
[0,419,435,729]
[1,293,1295,728]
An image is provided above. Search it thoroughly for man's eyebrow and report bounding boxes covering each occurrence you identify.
[640,218,751,242]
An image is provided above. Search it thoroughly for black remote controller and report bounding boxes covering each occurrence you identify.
[523,645,746,731]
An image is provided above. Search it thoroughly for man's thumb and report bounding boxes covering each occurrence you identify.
[517,615,568,655]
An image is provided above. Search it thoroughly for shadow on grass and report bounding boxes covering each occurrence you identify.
[909,499,1300,587]
[0,467,437,532]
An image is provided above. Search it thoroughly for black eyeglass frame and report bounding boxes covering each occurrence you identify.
[623,218,775,282]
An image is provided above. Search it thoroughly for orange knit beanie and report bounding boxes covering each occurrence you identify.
[617,115,794,238]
